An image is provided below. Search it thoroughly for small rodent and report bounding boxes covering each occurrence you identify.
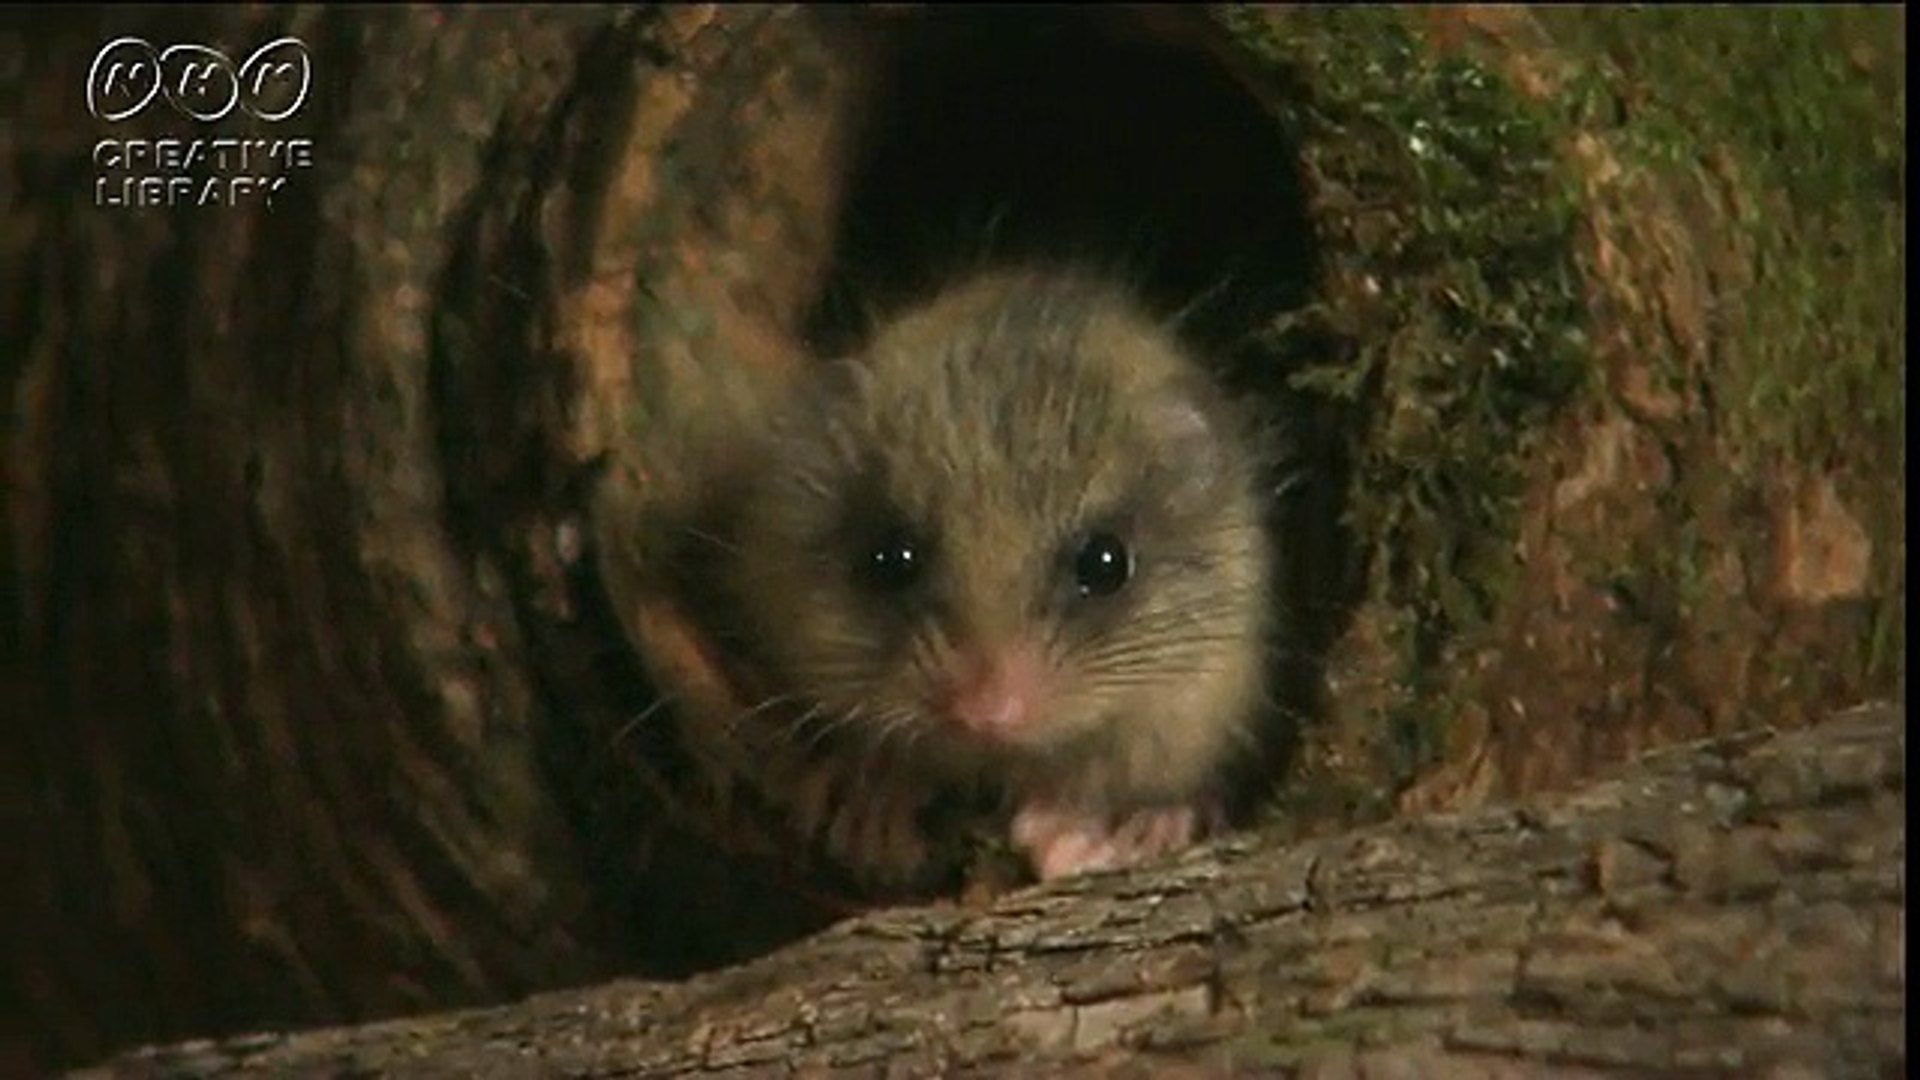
[715,266,1271,885]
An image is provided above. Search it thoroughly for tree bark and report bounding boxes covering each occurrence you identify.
[3,6,1903,1075]
[80,703,1905,1079]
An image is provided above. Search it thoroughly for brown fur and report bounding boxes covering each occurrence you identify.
[705,267,1271,885]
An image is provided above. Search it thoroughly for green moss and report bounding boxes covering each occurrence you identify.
[1220,6,1592,782]
[1540,7,1902,472]
[1217,5,1904,798]
[1537,6,1905,689]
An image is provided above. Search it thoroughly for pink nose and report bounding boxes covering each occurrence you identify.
[940,647,1045,741]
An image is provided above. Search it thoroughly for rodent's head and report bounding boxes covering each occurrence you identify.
[729,270,1269,796]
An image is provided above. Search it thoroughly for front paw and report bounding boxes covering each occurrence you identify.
[1010,802,1202,882]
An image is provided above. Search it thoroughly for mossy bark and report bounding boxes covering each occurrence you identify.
[1,5,1901,1074]
[1214,4,1903,826]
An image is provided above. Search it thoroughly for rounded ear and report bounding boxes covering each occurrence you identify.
[1144,377,1233,499]
[1150,394,1215,452]
[814,354,874,403]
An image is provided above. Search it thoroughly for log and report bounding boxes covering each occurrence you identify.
[82,702,1905,1078]
[3,6,1903,1075]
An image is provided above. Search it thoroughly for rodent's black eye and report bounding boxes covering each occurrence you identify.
[856,530,925,594]
[1072,531,1132,598]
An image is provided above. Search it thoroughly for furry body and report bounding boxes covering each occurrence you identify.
[713,268,1272,884]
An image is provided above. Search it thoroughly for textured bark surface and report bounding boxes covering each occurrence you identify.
[3,6,1903,1076]
[2,7,640,1071]
[80,703,1905,1079]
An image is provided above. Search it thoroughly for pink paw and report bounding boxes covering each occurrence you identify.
[1010,802,1200,882]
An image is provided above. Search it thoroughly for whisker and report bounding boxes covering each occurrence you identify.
[871,706,927,763]
[1076,637,1257,670]
[781,702,831,745]
[796,705,865,753]
[610,693,679,749]
[736,692,800,722]
[679,525,739,554]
